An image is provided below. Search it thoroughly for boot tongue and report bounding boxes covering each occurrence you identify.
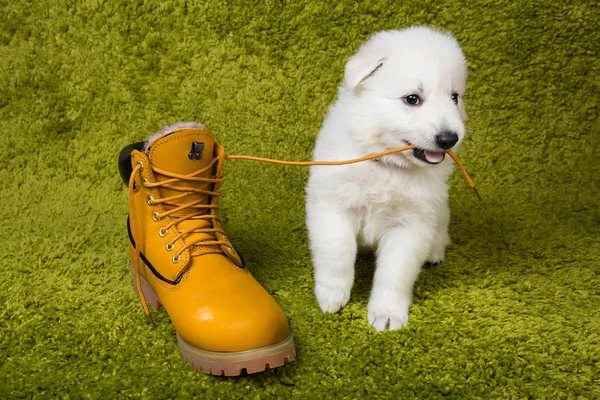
[146,128,217,244]
[147,128,216,181]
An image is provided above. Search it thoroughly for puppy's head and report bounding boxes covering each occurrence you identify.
[342,27,467,168]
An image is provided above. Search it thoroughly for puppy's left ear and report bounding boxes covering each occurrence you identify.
[343,53,386,91]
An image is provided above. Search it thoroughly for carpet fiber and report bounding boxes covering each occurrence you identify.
[1,0,599,398]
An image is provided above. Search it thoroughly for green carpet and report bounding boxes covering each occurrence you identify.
[1,0,599,398]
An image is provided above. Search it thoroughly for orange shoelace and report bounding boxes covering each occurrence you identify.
[226,145,481,200]
[129,145,479,324]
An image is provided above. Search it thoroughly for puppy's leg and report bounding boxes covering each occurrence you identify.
[425,201,451,268]
[307,202,357,313]
[368,222,433,331]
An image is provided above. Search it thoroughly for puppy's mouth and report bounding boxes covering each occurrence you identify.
[403,142,446,164]
[413,148,446,164]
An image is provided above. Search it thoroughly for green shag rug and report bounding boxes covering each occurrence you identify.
[1,1,599,398]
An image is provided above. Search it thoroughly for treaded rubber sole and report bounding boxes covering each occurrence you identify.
[132,267,296,376]
[177,333,295,376]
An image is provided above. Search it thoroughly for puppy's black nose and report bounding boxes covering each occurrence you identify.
[436,131,459,150]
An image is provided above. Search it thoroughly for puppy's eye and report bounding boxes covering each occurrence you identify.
[451,93,459,104]
[404,94,421,106]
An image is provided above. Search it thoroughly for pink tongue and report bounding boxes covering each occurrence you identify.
[425,151,445,163]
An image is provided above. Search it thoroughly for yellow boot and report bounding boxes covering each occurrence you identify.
[118,122,295,376]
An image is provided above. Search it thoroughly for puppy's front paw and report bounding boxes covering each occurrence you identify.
[368,312,408,331]
[367,292,410,331]
[315,283,351,314]
[424,242,447,268]
[423,260,442,269]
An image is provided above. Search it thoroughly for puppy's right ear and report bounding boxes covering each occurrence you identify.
[343,51,386,91]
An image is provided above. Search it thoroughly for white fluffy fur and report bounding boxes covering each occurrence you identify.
[305,27,468,331]
[144,121,206,150]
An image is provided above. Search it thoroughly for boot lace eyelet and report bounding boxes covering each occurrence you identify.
[152,212,160,222]
[146,195,154,205]
[166,242,174,251]
[172,254,180,263]
[136,161,144,171]
[142,178,149,187]
[223,245,236,256]
[159,227,168,237]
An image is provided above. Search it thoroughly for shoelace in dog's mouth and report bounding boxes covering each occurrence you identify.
[130,145,479,324]
[225,145,481,200]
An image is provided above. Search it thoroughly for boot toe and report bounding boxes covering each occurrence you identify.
[180,296,290,352]
[158,258,291,352]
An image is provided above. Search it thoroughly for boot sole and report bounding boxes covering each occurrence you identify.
[131,265,296,376]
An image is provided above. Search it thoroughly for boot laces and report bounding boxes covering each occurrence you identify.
[128,155,237,325]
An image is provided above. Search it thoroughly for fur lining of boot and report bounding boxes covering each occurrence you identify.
[144,121,207,150]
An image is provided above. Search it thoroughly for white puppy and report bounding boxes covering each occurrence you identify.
[305,26,468,331]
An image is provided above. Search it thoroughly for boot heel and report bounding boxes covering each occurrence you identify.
[131,268,162,310]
